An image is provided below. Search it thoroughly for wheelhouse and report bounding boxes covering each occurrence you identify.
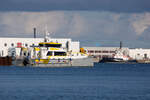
[39,42,62,48]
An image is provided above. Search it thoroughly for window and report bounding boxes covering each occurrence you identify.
[25,44,28,47]
[99,51,101,53]
[39,43,62,47]
[110,51,115,53]
[54,52,66,56]
[4,43,7,47]
[88,50,94,53]
[144,54,148,59]
[95,51,99,53]
[47,51,53,56]
[11,43,14,47]
[102,51,109,53]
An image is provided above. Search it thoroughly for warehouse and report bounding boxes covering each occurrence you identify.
[0,37,80,57]
[129,48,150,60]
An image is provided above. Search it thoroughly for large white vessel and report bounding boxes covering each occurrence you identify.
[7,31,94,67]
[28,41,89,64]
[14,41,93,67]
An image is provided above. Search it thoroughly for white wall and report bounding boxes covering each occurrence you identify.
[0,38,44,56]
[0,37,79,57]
[70,41,80,52]
[129,48,150,60]
[83,47,129,57]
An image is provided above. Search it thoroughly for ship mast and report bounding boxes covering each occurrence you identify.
[44,26,51,42]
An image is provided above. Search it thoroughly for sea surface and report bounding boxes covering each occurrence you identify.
[0,63,150,100]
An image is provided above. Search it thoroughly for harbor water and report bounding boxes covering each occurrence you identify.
[0,63,150,100]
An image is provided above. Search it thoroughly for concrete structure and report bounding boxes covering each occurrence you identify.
[83,47,129,62]
[129,48,150,60]
[0,37,80,57]
[83,47,150,61]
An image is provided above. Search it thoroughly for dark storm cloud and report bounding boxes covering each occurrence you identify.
[0,0,150,12]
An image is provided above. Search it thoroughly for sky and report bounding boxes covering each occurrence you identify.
[0,0,150,48]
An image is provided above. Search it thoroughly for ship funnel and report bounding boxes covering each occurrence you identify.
[33,28,36,38]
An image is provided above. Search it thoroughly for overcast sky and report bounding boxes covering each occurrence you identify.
[1,0,150,12]
[0,0,150,48]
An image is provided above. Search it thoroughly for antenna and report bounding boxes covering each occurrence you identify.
[33,28,36,38]
[44,26,52,42]
[120,41,122,49]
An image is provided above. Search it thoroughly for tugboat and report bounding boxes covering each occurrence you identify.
[100,49,129,63]
[100,41,130,63]
[111,49,129,62]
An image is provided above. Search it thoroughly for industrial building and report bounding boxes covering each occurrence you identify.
[0,37,80,57]
[84,47,150,61]
[129,48,150,60]
[1,35,150,62]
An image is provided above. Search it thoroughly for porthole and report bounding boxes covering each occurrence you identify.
[11,43,14,47]
[4,43,7,47]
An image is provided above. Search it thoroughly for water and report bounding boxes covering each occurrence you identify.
[0,63,150,100]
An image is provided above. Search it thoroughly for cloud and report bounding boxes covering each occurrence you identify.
[138,25,150,41]
[0,11,150,48]
[67,13,86,37]
[0,11,66,36]
[1,0,150,13]
[131,13,150,35]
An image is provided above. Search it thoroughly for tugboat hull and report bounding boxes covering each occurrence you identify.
[99,57,125,63]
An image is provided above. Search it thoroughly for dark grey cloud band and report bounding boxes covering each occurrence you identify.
[0,0,150,12]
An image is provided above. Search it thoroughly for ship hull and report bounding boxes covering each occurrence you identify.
[14,57,94,67]
[99,57,137,63]
[99,57,127,63]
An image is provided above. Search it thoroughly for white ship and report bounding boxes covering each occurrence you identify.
[14,42,93,67]
[4,30,94,67]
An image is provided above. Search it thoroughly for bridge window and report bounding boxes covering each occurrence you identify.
[54,52,66,56]
[39,43,62,47]
[47,51,53,56]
